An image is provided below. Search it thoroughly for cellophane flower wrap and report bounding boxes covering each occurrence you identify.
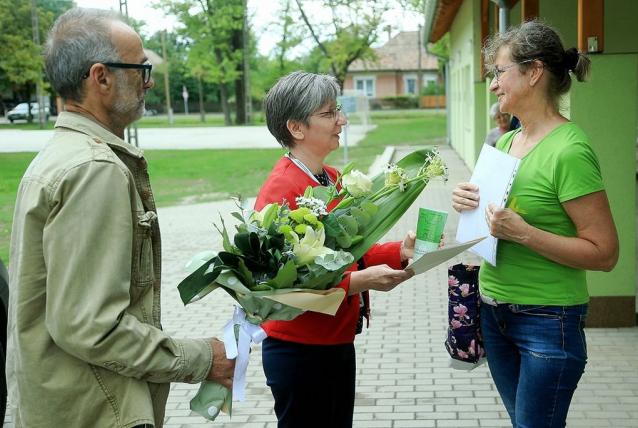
[178,148,447,421]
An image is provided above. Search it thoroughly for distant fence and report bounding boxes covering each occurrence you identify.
[419,95,446,109]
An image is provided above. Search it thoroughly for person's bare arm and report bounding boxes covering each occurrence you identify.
[486,191,618,271]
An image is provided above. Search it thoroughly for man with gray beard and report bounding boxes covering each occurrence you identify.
[6,8,234,428]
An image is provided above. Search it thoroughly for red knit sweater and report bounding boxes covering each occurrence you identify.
[254,156,403,345]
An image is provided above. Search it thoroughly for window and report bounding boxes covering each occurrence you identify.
[403,74,418,95]
[354,77,375,97]
[405,78,417,95]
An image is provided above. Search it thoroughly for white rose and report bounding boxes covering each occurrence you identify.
[342,170,372,198]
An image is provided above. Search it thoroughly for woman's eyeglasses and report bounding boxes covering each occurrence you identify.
[313,104,344,121]
[488,59,537,83]
[82,61,153,85]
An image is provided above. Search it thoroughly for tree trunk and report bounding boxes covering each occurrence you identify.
[219,84,232,126]
[215,48,233,126]
[198,76,205,123]
[232,27,246,125]
[26,85,33,124]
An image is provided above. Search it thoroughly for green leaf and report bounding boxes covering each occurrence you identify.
[233,232,251,254]
[332,196,354,211]
[314,250,354,271]
[177,256,220,304]
[338,215,358,235]
[336,234,352,248]
[310,186,332,203]
[350,207,371,227]
[303,185,314,198]
[321,213,344,238]
[261,203,279,229]
[351,235,363,246]
[236,258,254,287]
[214,216,234,253]
[231,211,244,223]
[267,259,298,289]
[342,162,355,176]
[361,201,379,216]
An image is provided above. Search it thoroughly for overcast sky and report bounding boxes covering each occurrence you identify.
[74,0,424,56]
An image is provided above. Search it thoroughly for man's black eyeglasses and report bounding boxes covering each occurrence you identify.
[82,61,153,84]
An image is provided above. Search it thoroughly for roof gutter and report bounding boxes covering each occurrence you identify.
[423,0,438,45]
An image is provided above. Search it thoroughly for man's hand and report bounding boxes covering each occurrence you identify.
[206,338,236,389]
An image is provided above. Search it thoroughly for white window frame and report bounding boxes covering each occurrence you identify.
[403,73,417,95]
[354,75,376,98]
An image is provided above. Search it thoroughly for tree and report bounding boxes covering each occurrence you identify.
[294,0,388,90]
[156,0,249,125]
[0,0,73,117]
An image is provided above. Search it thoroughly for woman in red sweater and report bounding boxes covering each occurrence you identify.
[256,71,415,428]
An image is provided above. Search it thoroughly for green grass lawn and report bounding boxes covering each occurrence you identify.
[327,110,447,170]
[0,109,446,262]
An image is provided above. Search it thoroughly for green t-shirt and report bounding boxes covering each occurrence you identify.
[479,122,605,305]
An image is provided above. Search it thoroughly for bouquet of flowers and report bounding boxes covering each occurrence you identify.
[178,148,447,420]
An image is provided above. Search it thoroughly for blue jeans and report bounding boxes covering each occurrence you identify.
[480,303,588,428]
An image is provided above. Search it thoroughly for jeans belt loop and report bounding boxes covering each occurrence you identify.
[480,293,501,306]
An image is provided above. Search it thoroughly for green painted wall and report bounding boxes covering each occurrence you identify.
[605,0,638,54]
[474,81,487,158]
[448,0,477,166]
[570,54,638,297]
[539,0,578,49]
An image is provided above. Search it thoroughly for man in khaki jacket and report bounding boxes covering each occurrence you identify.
[6,8,234,427]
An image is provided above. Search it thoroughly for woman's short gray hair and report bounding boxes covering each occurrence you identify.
[483,20,590,109]
[264,71,340,148]
[45,8,123,102]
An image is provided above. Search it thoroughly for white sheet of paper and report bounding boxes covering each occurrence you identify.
[405,237,486,275]
[455,144,520,266]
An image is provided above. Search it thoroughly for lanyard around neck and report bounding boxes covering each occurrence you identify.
[285,153,333,186]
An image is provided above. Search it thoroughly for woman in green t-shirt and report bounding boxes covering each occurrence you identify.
[452,20,619,428]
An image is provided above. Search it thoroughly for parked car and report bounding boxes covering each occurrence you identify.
[6,102,50,123]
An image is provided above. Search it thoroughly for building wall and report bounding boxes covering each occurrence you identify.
[344,71,441,97]
[605,0,638,53]
[570,55,638,303]
[448,0,484,167]
[377,74,399,97]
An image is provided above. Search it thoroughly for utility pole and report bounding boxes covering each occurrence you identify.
[417,24,423,96]
[31,0,45,129]
[119,0,139,146]
[161,30,174,124]
[242,0,251,124]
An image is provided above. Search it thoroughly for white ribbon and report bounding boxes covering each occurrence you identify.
[222,306,267,401]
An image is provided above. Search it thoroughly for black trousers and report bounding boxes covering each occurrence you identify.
[262,337,356,428]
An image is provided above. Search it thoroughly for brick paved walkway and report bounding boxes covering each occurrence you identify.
[4,145,637,427]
